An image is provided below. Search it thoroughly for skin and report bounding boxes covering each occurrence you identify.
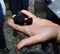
[6,10,60,50]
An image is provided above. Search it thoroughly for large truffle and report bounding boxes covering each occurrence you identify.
[13,13,33,26]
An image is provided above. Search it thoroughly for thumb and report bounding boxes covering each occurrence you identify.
[16,35,40,50]
[16,37,33,50]
[16,37,36,50]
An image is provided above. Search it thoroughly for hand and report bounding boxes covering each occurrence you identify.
[7,10,59,50]
[7,10,37,33]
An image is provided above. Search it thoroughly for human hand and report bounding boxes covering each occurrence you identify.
[7,10,37,33]
[7,10,59,50]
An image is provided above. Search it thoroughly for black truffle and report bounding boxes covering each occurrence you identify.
[13,13,33,26]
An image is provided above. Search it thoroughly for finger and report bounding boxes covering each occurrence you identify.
[16,37,34,50]
[6,18,14,26]
[12,14,16,18]
[7,18,25,33]
[21,10,37,18]
[16,35,41,50]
